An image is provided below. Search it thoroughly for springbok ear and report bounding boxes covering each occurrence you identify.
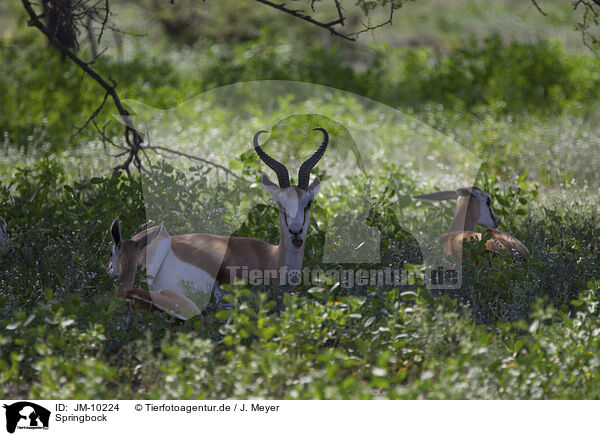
[261,173,280,201]
[142,224,172,284]
[456,187,476,198]
[308,176,321,197]
[414,191,459,201]
[110,219,121,246]
[157,223,170,239]
[135,224,167,251]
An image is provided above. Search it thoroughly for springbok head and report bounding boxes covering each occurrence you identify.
[109,219,164,289]
[415,187,500,231]
[254,127,328,248]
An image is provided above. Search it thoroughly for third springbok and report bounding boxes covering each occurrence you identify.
[415,187,529,262]
[109,127,328,318]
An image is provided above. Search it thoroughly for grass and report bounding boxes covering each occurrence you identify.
[1,156,599,398]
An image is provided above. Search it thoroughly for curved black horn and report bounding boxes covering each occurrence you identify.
[297,127,328,189]
[253,130,290,188]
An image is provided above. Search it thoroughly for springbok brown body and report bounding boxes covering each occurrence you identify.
[415,187,529,262]
[109,128,328,318]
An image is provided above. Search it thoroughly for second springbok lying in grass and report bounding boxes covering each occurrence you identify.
[109,127,329,319]
[110,221,205,320]
[415,187,529,262]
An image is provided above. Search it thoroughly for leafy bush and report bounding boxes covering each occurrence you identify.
[3,31,600,153]
[2,160,600,398]
[381,36,600,115]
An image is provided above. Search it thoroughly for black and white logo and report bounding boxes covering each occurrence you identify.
[2,402,50,434]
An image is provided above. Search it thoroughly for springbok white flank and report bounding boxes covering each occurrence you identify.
[415,187,529,261]
[109,127,328,318]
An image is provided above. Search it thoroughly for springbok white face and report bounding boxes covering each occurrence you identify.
[457,187,500,228]
[253,127,327,249]
[262,174,321,248]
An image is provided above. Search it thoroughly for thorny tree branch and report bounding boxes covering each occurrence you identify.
[333,0,346,26]
[531,0,547,16]
[74,89,110,136]
[23,0,401,177]
[254,0,400,41]
[254,0,354,40]
[532,0,600,56]
[22,0,142,177]
[23,0,235,179]
[573,0,600,55]
[351,0,395,39]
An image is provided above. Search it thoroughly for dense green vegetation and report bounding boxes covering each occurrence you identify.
[2,0,600,398]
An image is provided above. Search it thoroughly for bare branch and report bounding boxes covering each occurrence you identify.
[21,0,143,176]
[97,0,110,45]
[74,90,109,135]
[334,0,345,26]
[351,0,396,39]
[254,0,356,41]
[93,119,129,159]
[530,0,547,16]
[143,145,241,179]
[24,0,405,179]
[573,0,600,56]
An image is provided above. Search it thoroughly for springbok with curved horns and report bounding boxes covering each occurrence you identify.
[109,127,328,317]
[415,187,529,261]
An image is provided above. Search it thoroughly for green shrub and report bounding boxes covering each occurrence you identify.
[2,159,600,398]
[3,31,600,153]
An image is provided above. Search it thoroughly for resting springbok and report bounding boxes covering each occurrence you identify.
[414,187,529,262]
[0,217,8,255]
[109,127,328,318]
[110,221,205,321]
